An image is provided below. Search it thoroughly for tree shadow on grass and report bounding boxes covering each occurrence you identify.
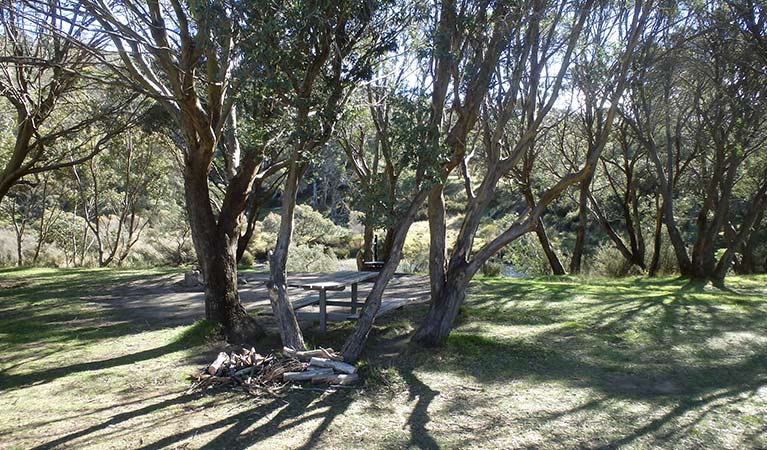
[397,275,767,447]
[0,320,215,392]
[29,394,199,450]
[398,367,440,450]
[131,389,355,450]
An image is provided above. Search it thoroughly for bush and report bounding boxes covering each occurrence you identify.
[287,244,339,272]
[481,261,502,277]
[501,233,552,276]
[400,229,429,273]
[587,242,643,278]
[238,250,254,269]
[0,229,18,266]
[252,204,354,260]
[652,238,679,276]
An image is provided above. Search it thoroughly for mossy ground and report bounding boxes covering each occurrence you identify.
[1,268,765,449]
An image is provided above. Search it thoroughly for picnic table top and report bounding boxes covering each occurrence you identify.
[287,270,378,291]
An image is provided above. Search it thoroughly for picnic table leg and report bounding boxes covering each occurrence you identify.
[351,283,358,314]
[319,289,327,333]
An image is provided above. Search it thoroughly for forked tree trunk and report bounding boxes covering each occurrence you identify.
[184,154,264,343]
[713,186,767,282]
[267,162,306,351]
[412,269,470,346]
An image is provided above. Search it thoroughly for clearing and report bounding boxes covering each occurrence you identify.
[0,267,765,449]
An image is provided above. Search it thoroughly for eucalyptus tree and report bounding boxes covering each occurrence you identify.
[71,132,171,267]
[339,53,425,265]
[78,0,271,341]
[412,0,654,346]
[686,6,767,282]
[587,121,650,271]
[341,0,522,360]
[626,3,767,282]
[233,0,408,350]
[0,0,137,205]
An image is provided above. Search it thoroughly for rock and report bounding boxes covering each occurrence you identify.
[185,270,201,287]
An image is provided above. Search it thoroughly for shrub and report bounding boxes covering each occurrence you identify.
[652,238,679,276]
[238,250,255,269]
[481,261,502,277]
[501,233,552,276]
[287,244,339,273]
[400,229,429,273]
[587,242,643,278]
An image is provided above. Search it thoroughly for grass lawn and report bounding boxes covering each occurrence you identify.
[1,268,766,449]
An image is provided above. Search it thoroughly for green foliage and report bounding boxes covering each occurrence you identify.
[587,243,640,278]
[287,244,339,273]
[400,225,430,273]
[480,261,502,277]
[238,251,255,269]
[501,233,553,276]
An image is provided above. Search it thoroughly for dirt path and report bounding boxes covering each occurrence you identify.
[89,272,430,328]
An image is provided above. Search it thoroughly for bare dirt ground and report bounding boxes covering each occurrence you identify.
[88,271,430,328]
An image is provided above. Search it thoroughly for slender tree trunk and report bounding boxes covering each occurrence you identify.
[363,225,374,261]
[737,210,763,274]
[341,189,430,361]
[649,199,664,277]
[382,228,395,262]
[535,218,565,275]
[236,184,263,263]
[522,187,564,275]
[267,162,306,351]
[15,231,23,267]
[428,185,447,304]
[570,175,592,274]
[712,184,767,282]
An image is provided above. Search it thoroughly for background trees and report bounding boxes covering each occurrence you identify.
[0,0,138,204]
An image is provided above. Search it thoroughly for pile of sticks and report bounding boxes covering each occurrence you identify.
[281,347,358,385]
[187,346,358,397]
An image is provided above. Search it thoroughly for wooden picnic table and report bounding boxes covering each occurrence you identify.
[287,271,379,332]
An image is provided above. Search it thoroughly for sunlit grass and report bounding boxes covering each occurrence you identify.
[0,269,765,449]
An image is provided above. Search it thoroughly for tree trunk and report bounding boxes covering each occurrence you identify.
[412,270,470,346]
[712,189,767,282]
[569,175,592,274]
[428,185,448,304]
[341,189,430,361]
[649,200,664,277]
[16,233,23,267]
[184,154,263,343]
[737,209,763,274]
[535,217,565,275]
[266,162,306,351]
[362,225,374,261]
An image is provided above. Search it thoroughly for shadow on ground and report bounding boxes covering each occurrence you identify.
[2,269,766,449]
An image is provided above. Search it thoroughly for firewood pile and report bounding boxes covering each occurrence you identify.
[187,346,358,396]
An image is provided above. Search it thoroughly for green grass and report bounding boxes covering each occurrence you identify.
[1,268,766,449]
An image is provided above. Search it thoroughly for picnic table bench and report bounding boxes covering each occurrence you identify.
[287,271,379,332]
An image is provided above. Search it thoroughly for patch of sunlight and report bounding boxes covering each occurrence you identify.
[704,331,767,354]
